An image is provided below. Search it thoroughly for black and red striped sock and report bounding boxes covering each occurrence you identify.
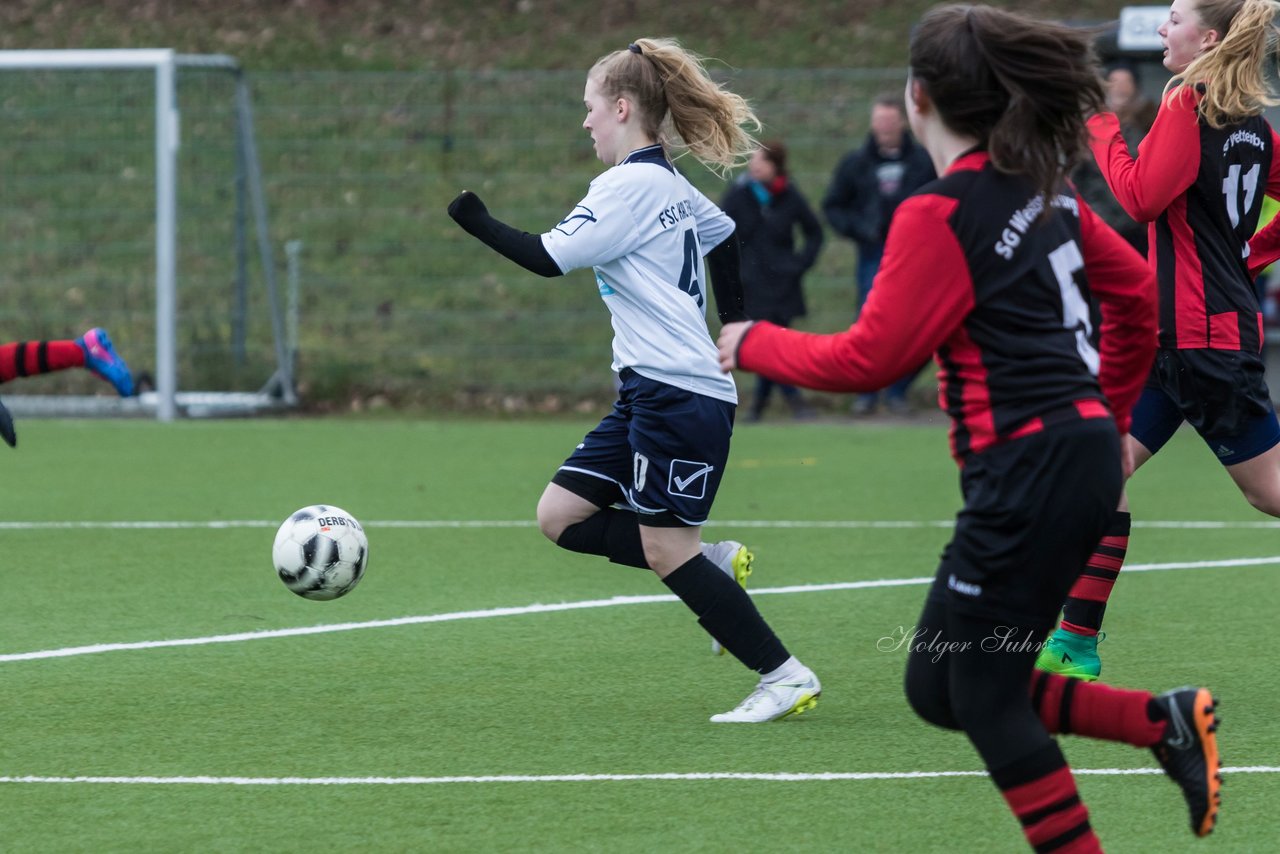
[0,340,85,383]
[1060,510,1130,636]
[1030,670,1166,746]
[992,741,1100,853]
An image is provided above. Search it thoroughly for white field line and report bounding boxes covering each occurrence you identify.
[1,555,1277,664]
[1,535,1275,791]
[3,518,1280,530]
[0,767,1275,786]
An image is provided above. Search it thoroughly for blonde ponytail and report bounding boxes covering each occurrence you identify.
[590,38,760,176]
[1167,0,1280,127]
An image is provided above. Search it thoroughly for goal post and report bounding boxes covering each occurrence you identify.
[0,49,294,420]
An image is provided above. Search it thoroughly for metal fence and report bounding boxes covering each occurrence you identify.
[0,68,908,411]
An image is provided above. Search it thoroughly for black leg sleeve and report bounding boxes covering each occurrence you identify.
[556,508,649,569]
[662,554,789,673]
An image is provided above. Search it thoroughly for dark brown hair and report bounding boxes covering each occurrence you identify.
[759,139,788,175]
[909,4,1105,200]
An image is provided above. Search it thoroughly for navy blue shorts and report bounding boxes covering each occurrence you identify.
[1130,348,1280,465]
[553,369,735,527]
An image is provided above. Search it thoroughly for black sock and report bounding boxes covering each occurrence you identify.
[556,508,648,568]
[662,554,788,673]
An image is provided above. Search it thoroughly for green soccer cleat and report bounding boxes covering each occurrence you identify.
[1035,628,1104,681]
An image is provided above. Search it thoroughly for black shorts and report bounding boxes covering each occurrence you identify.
[1131,347,1280,465]
[929,417,1123,630]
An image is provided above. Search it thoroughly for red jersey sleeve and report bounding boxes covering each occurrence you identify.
[1246,124,1280,278]
[1088,87,1201,223]
[737,193,974,393]
[1078,198,1158,433]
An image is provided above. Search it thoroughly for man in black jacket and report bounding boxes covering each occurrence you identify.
[823,94,935,415]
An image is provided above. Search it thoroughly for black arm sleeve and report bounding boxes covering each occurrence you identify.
[447,191,563,278]
[705,229,748,324]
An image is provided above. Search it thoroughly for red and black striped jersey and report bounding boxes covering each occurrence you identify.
[1090,87,1275,351]
[736,151,1157,465]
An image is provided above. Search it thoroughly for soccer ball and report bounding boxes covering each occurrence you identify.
[272,504,369,600]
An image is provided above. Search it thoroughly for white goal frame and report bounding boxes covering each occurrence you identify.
[0,48,295,421]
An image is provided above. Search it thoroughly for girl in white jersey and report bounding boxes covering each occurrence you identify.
[448,37,820,723]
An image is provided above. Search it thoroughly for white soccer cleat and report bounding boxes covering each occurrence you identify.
[701,540,753,655]
[710,667,822,723]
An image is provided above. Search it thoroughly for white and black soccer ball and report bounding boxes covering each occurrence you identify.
[272,504,369,600]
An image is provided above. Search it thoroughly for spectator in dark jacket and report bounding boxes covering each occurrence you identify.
[722,140,824,421]
[823,93,935,415]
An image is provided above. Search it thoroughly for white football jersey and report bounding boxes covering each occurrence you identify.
[541,145,738,404]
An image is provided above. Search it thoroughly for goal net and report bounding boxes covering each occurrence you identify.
[0,49,294,420]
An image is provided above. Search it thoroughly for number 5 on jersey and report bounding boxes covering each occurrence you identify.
[1048,240,1100,375]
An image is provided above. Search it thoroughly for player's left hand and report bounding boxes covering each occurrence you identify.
[0,396,16,448]
[717,321,755,373]
[447,190,489,227]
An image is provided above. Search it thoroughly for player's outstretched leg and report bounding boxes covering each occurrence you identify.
[76,328,134,397]
[1150,687,1222,838]
[1029,672,1222,838]
[701,539,753,655]
[657,549,819,722]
